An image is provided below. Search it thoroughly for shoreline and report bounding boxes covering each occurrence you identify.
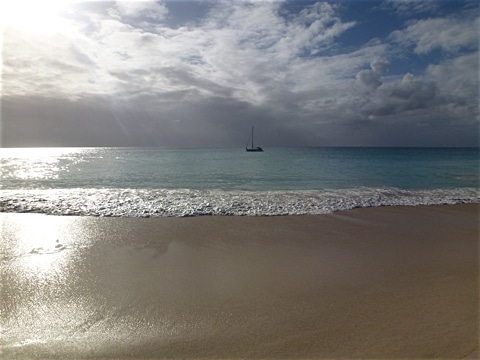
[1,203,478,359]
[1,186,478,217]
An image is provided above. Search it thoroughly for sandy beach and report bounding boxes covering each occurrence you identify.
[1,204,478,359]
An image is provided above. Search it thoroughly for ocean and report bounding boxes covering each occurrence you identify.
[1,147,478,217]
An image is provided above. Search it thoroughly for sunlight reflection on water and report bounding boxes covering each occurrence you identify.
[0,147,87,181]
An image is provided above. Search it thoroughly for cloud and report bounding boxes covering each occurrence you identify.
[113,0,169,23]
[390,16,479,54]
[351,52,478,133]
[381,0,440,14]
[372,73,437,116]
[4,1,359,99]
[425,53,479,123]
[356,59,390,89]
[1,0,478,147]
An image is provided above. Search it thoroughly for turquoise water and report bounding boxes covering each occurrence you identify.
[1,147,478,216]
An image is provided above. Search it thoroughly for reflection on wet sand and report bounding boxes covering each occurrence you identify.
[1,205,478,359]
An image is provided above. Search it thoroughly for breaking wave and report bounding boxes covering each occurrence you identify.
[1,187,478,217]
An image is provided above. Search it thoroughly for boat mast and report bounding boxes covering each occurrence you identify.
[251,126,254,148]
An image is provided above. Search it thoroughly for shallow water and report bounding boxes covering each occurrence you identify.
[1,147,478,216]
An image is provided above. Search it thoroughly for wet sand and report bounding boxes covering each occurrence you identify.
[1,204,478,359]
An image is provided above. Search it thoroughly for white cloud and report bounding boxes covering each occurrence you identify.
[1,1,361,105]
[114,0,169,22]
[279,1,356,56]
[2,0,478,147]
[390,16,479,54]
[382,0,440,14]
[95,1,358,106]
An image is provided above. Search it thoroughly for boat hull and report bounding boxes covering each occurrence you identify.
[246,147,263,152]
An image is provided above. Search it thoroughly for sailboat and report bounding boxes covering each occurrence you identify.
[245,126,263,152]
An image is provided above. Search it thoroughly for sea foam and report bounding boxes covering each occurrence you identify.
[1,188,478,217]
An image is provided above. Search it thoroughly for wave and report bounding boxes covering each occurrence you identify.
[1,187,478,217]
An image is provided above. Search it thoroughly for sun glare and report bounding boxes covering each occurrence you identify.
[0,0,72,34]
[6,214,78,276]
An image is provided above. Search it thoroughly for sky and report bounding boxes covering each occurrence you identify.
[1,0,479,147]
